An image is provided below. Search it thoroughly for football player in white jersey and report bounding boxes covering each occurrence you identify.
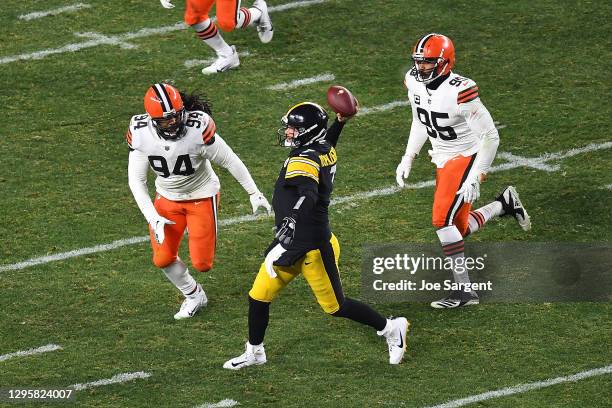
[126,83,271,319]
[395,34,531,308]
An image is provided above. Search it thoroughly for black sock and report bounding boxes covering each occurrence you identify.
[331,297,386,331]
[248,296,270,345]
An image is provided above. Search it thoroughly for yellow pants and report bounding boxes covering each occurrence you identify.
[249,234,344,314]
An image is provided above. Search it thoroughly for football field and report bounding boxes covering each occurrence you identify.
[1,0,611,407]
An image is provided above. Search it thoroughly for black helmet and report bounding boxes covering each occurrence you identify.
[277,102,328,147]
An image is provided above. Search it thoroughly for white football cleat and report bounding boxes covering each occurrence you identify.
[378,317,409,365]
[174,284,207,320]
[223,342,267,370]
[253,0,273,43]
[202,46,240,75]
[496,186,531,231]
[430,290,479,309]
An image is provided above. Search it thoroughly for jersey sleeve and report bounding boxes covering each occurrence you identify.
[201,115,217,145]
[127,149,157,223]
[285,151,321,184]
[202,134,259,195]
[126,115,146,151]
[457,80,480,104]
[125,128,134,150]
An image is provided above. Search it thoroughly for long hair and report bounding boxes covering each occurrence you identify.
[180,91,213,116]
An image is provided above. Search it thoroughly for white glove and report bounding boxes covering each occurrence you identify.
[456,174,480,204]
[149,215,175,245]
[250,192,272,215]
[264,243,286,278]
[395,154,414,188]
[159,0,175,9]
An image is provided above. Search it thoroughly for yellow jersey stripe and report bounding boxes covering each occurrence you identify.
[286,170,319,182]
[286,160,320,181]
[287,157,320,169]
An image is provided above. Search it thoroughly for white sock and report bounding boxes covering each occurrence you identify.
[468,201,503,234]
[192,19,232,56]
[237,6,262,28]
[162,259,198,297]
[437,225,471,286]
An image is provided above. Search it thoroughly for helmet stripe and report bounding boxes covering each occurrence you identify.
[416,33,436,54]
[152,83,172,113]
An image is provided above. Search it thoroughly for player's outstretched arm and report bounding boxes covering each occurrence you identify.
[204,134,271,214]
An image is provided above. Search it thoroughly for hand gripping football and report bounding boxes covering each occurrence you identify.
[327,85,359,117]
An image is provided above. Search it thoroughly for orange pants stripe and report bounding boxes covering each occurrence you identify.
[150,193,219,272]
[185,0,240,31]
[432,155,475,236]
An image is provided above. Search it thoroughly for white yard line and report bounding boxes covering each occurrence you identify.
[70,371,151,391]
[194,399,240,408]
[184,51,251,68]
[357,100,410,116]
[19,3,91,21]
[267,73,335,91]
[1,141,610,273]
[425,364,612,408]
[1,0,328,65]
[0,344,62,362]
[270,0,326,12]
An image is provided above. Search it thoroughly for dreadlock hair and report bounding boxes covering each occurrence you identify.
[180,91,213,116]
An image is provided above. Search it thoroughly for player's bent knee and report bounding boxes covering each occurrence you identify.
[153,253,177,269]
[192,260,213,272]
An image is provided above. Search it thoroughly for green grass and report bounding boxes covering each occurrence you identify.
[1,0,611,407]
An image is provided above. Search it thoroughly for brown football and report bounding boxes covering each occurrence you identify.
[327,85,359,117]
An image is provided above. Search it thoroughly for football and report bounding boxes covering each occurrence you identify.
[327,85,359,117]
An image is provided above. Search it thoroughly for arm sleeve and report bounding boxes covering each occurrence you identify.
[458,99,500,175]
[287,180,319,222]
[203,134,259,195]
[404,120,428,158]
[325,118,345,147]
[127,150,158,223]
[284,154,320,221]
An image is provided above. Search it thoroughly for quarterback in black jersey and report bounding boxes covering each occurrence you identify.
[224,102,410,370]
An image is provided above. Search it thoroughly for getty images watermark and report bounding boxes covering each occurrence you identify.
[361,243,612,303]
[372,253,491,293]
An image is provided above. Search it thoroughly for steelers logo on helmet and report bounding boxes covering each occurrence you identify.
[144,83,187,140]
[411,33,455,83]
[277,102,329,148]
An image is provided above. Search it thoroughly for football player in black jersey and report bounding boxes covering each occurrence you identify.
[224,102,409,369]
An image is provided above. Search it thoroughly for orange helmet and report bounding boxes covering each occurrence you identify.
[411,33,455,83]
[144,83,186,140]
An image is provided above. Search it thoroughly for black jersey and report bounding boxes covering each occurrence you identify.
[272,120,344,248]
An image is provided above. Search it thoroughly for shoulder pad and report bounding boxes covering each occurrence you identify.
[286,153,321,183]
[189,110,216,145]
[456,77,479,104]
[294,148,322,163]
[127,113,150,150]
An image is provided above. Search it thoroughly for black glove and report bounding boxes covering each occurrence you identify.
[275,216,296,247]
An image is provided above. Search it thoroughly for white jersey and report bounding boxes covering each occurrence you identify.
[404,70,484,168]
[126,110,259,223]
[128,110,224,200]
